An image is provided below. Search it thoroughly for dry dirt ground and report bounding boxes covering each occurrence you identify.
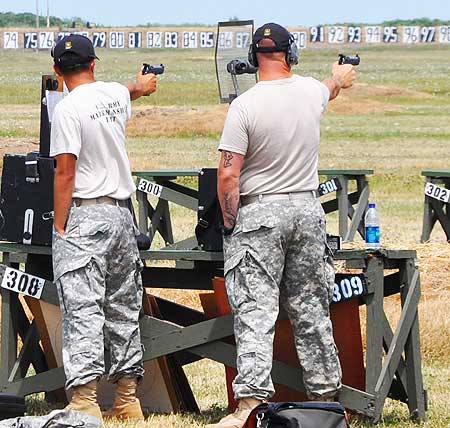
[126,83,419,137]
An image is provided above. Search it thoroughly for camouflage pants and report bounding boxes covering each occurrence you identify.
[223,198,342,401]
[52,204,144,390]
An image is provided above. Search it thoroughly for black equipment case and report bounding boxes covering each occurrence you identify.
[196,168,223,251]
[0,75,58,247]
[0,153,55,246]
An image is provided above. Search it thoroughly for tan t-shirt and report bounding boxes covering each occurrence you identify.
[50,81,135,200]
[218,74,330,196]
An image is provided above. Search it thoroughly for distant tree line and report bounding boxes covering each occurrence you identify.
[0,12,88,28]
[1,12,450,28]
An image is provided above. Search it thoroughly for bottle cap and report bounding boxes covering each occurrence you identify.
[369,203,376,208]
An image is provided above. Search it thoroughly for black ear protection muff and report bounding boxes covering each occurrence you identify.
[248,34,299,67]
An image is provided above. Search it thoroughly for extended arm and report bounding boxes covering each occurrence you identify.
[217,150,245,231]
[322,62,356,101]
[126,68,157,101]
[53,154,77,235]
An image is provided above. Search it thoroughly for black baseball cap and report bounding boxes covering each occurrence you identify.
[52,34,99,70]
[252,23,292,52]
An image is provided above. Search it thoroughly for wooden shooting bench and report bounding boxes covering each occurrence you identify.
[133,168,373,245]
[0,242,426,423]
[420,170,450,242]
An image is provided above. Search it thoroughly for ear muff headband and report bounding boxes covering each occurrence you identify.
[248,35,299,67]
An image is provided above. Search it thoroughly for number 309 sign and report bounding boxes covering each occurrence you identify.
[1,267,45,299]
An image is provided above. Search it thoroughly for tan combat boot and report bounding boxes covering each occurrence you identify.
[102,377,144,420]
[205,397,263,428]
[66,379,102,421]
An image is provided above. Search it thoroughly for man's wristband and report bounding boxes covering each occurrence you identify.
[221,225,234,236]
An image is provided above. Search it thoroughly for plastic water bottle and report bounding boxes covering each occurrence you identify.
[365,203,381,249]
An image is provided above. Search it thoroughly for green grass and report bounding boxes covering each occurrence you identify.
[1,44,450,427]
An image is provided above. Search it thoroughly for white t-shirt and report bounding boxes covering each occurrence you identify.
[50,81,135,200]
[218,74,330,196]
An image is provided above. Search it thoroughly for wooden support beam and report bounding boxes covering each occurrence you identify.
[374,269,421,422]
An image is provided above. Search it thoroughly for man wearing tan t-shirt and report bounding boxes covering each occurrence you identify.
[207,23,356,428]
[50,34,157,422]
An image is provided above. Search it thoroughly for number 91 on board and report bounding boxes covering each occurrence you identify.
[1,267,45,299]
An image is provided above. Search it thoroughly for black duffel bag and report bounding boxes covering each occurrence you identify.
[0,393,26,420]
[244,401,349,428]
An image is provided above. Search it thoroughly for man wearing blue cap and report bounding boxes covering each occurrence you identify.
[50,34,157,421]
[209,23,356,428]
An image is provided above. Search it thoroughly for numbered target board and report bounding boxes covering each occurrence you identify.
[328,26,345,44]
[365,26,381,43]
[182,31,197,48]
[110,31,125,48]
[291,31,307,49]
[1,267,45,299]
[383,27,398,43]
[424,183,450,203]
[137,178,163,198]
[199,31,214,48]
[403,26,420,44]
[3,31,18,49]
[5,25,450,51]
[332,274,367,304]
[147,32,162,48]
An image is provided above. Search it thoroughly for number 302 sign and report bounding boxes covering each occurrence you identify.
[424,182,450,203]
[1,267,45,299]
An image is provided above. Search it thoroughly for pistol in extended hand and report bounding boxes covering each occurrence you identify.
[338,54,360,66]
[142,63,165,75]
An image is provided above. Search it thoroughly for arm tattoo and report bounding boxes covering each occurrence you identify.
[223,191,238,228]
[223,151,234,168]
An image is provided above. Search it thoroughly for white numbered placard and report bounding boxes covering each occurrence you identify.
[182,31,197,48]
[110,31,125,48]
[235,32,251,48]
[383,27,398,43]
[4,32,19,49]
[137,178,163,198]
[291,31,307,49]
[421,26,435,43]
[403,26,420,44]
[347,26,362,43]
[24,32,38,49]
[218,31,233,48]
[165,32,178,48]
[39,31,54,49]
[365,26,381,43]
[147,32,162,48]
[92,32,107,48]
[424,183,450,203]
[57,32,71,42]
[318,178,341,196]
[128,32,142,48]
[332,275,366,304]
[199,31,214,48]
[310,26,324,43]
[1,267,45,299]
[328,26,344,44]
[438,26,450,43]
[74,31,89,38]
